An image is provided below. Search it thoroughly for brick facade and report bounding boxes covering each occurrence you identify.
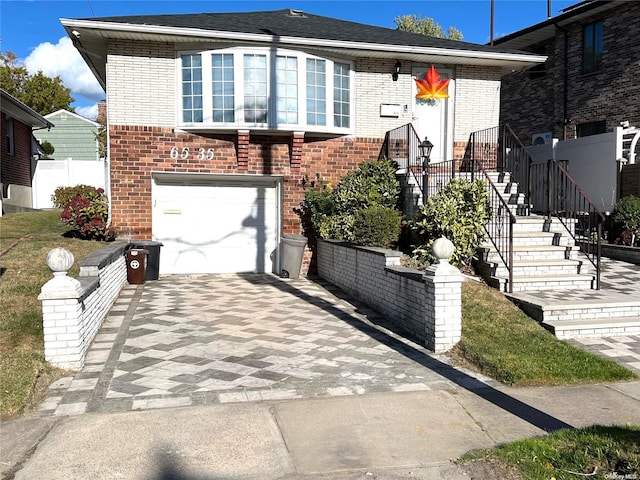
[109,125,382,240]
[500,1,640,143]
[1,112,34,187]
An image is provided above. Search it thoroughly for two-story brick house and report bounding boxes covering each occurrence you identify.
[62,9,544,275]
[496,0,639,144]
[1,89,53,214]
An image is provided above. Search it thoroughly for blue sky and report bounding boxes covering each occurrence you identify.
[1,0,578,118]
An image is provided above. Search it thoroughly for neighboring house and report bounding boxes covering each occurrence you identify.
[34,109,101,161]
[496,0,639,145]
[0,89,53,214]
[495,0,640,211]
[31,108,108,209]
[62,9,544,275]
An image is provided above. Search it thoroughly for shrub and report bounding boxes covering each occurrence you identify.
[301,158,402,246]
[332,158,401,215]
[410,178,490,268]
[59,186,114,241]
[52,184,101,209]
[352,205,402,248]
[612,195,640,246]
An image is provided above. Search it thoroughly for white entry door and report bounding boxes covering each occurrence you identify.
[411,66,454,163]
[152,174,280,274]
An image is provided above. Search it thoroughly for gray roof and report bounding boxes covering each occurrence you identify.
[85,9,529,56]
[62,9,547,90]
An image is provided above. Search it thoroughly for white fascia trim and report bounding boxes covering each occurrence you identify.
[60,18,547,64]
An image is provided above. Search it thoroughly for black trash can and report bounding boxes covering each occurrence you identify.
[126,248,149,285]
[280,234,308,279]
[130,241,163,281]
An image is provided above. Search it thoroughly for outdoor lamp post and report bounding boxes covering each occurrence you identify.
[419,137,434,205]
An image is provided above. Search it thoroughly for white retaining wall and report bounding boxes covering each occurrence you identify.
[317,239,462,352]
[39,242,128,369]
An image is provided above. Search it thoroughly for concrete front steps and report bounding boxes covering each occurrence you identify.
[507,293,640,339]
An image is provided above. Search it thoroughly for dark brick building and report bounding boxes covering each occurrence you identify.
[496,0,640,144]
[0,89,53,211]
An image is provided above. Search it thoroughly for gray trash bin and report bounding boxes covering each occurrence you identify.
[280,234,308,279]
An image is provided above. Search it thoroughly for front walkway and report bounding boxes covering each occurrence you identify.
[40,274,498,416]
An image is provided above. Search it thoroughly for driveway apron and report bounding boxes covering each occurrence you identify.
[44,274,488,416]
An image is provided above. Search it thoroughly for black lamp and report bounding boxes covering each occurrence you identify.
[419,137,434,163]
[419,137,434,205]
[392,60,402,81]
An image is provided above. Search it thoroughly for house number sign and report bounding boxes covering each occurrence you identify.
[169,146,215,161]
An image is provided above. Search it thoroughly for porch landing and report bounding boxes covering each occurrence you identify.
[505,257,640,340]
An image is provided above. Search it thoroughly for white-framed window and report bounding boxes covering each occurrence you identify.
[177,48,353,134]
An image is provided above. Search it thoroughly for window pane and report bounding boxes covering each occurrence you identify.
[333,62,350,128]
[276,55,298,124]
[583,21,603,74]
[244,54,267,123]
[212,53,234,123]
[306,58,326,126]
[181,54,203,123]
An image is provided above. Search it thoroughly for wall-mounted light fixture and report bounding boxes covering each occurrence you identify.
[392,60,402,81]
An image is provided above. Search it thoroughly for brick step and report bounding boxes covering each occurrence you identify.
[542,316,640,340]
[480,231,572,247]
[478,259,587,278]
[488,273,595,292]
[478,245,578,262]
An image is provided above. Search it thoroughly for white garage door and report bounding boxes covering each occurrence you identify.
[152,174,281,274]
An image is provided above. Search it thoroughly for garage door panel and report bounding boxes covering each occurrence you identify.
[152,178,279,274]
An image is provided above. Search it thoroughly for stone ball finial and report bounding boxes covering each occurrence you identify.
[46,247,74,274]
[432,237,454,263]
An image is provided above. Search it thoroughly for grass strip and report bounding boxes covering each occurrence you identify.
[454,280,637,386]
[463,424,640,480]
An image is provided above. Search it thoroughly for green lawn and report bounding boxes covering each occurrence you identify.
[0,210,108,418]
[452,280,637,386]
[463,425,640,479]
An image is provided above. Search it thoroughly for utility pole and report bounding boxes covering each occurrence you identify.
[490,0,495,46]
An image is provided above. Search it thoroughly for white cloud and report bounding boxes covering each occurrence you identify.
[76,104,98,121]
[24,36,104,103]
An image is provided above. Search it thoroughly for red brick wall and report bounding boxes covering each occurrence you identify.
[1,113,34,187]
[108,125,383,272]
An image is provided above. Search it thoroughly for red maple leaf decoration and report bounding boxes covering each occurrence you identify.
[415,65,450,101]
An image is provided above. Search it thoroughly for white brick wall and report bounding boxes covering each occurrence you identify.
[318,240,462,352]
[39,243,128,369]
[104,43,500,141]
[107,40,176,126]
[454,65,502,142]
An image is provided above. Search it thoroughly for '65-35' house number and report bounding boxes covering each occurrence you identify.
[169,146,215,161]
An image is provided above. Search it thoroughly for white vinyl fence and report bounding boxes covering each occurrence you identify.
[32,159,107,209]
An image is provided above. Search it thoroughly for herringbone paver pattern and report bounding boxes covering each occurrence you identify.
[44,275,487,416]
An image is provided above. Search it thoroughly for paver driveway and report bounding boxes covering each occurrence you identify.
[43,274,487,416]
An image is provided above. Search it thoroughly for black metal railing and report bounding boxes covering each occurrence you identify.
[478,169,516,293]
[545,159,604,289]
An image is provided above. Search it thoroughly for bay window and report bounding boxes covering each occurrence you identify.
[178,48,353,133]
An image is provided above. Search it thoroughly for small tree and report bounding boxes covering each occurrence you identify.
[40,140,55,159]
[394,14,463,40]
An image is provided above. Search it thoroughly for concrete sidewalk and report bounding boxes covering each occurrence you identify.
[3,381,639,479]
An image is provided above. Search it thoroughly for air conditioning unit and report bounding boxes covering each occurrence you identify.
[532,132,553,145]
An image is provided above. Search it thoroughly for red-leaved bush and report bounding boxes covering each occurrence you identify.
[60,187,114,241]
